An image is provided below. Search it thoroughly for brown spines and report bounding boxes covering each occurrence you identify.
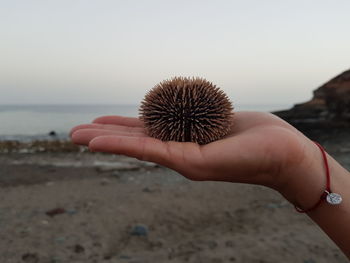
[139,77,233,145]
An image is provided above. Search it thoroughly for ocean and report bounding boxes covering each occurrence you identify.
[0,104,291,141]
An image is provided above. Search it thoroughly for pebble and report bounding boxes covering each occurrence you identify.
[130,225,148,236]
[266,203,279,209]
[207,240,218,249]
[111,171,121,178]
[54,237,66,243]
[141,161,159,168]
[73,244,85,253]
[46,208,66,217]
[41,220,49,225]
[21,253,39,263]
[51,256,61,263]
[142,187,153,193]
[18,149,30,154]
[66,209,77,215]
[48,131,57,137]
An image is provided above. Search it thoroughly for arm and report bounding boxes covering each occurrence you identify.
[70,112,350,258]
[280,147,350,258]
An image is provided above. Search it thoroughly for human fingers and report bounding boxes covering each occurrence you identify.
[89,135,177,170]
[71,129,147,145]
[70,123,145,137]
[93,115,143,127]
[89,135,205,179]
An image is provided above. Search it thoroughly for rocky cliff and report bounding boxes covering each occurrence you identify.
[274,69,350,129]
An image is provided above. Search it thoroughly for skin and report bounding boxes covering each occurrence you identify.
[71,111,350,258]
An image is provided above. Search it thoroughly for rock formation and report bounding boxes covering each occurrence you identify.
[274,69,350,129]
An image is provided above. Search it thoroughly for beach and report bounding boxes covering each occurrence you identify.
[0,132,349,263]
[2,0,350,261]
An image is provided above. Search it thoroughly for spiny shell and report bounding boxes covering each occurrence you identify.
[139,77,233,144]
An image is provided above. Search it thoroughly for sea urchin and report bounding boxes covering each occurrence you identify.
[139,77,234,145]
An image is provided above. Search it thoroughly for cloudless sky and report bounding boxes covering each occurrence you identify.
[1,0,349,106]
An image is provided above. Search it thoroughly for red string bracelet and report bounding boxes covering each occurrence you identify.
[295,141,342,213]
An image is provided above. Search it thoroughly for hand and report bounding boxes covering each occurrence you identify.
[71,113,350,258]
[70,112,320,204]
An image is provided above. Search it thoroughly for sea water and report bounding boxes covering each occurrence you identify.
[0,104,291,141]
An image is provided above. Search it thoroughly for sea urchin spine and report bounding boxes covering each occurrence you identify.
[139,77,233,145]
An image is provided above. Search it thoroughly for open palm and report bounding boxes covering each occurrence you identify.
[71,111,313,191]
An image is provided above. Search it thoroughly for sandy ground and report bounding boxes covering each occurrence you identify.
[0,138,349,263]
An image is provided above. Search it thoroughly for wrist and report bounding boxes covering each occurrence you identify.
[277,138,330,210]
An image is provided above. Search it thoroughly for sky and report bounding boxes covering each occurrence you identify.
[1,0,350,106]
